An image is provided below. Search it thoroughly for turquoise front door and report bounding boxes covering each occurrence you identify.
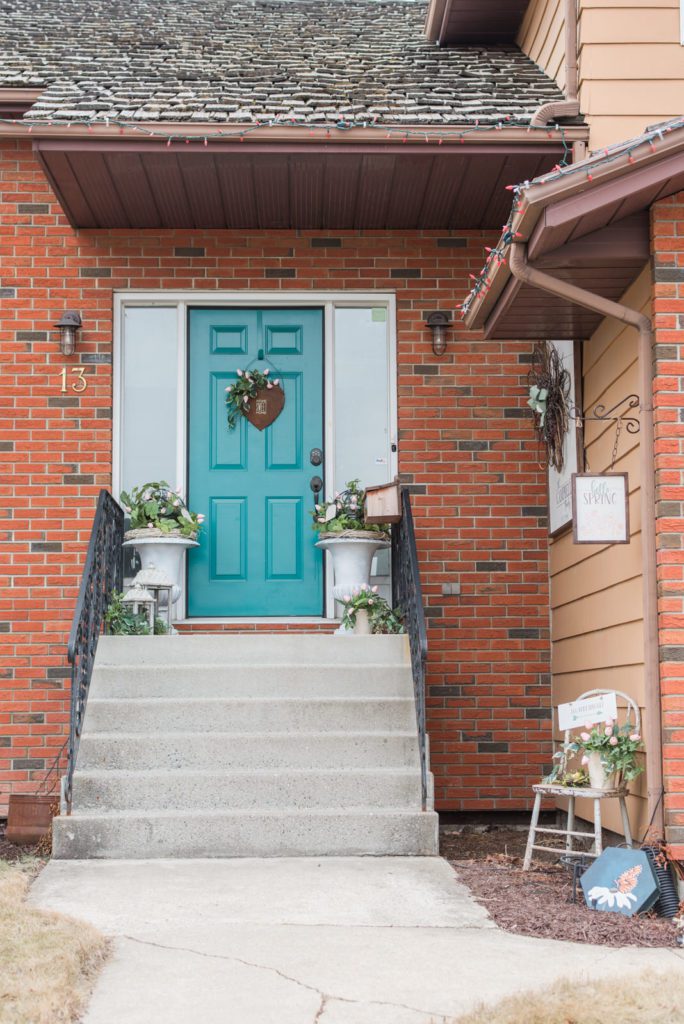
[187,308,324,616]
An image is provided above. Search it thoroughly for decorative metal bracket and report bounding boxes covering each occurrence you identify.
[570,394,641,435]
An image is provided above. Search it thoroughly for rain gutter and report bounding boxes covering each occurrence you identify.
[509,241,663,833]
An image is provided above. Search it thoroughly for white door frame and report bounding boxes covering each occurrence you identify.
[113,290,398,619]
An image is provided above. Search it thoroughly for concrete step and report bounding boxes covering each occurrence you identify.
[95,634,409,667]
[84,697,417,734]
[77,731,420,771]
[52,808,439,859]
[70,767,424,811]
[89,664,414,700]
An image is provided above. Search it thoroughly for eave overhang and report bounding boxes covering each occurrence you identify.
[425,0,529,45]
[0,120,588,231]
[463,120,684,339]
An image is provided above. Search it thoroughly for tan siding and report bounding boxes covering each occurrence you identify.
[549,266,651,838]
[578,1,684,148]
[518,0,566,90]
[518,1,684,151]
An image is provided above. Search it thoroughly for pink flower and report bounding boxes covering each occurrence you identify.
[267,382,273,389]
[372,586,379,593]
[147,522,154,529]
[243,396,249,404]
[245,372,252,380]
[581,755,589,766]
[263,368,270,375]
[317,517,325,522]
[368,599,374,605]
[609,736,618,746]
[343,594,351,603]
[630,733,640,742]
[197,514,205,521]
[604,727,613,737]
[580,732,590,742]
[584,722,594,731]
[237,369,243,377]
[273,379,280,386]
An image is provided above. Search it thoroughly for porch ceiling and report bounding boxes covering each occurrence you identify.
[34,137,570,231]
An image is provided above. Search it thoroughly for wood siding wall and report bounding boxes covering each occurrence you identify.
[519,1,684,150]
[550,266,651,837]
[518,0,567,93]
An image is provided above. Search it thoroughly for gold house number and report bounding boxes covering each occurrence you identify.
[59,367,88,393]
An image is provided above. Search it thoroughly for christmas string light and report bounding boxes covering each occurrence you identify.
[458,116,684,320]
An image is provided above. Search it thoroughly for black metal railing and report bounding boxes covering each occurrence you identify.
[65,489,124,809]
[391,488,429,810]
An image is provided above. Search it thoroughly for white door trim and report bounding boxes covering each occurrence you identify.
[113,290,398,618]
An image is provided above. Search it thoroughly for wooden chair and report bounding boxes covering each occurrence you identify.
[523,689,639,871]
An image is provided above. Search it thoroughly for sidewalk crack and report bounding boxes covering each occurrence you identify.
[123,934,452,1021]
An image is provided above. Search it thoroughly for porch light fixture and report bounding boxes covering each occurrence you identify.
[55,311,82,356]
[426,311,451,356]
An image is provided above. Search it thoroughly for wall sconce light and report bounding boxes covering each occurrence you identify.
[55,311,82,356]
[426,311,451,356]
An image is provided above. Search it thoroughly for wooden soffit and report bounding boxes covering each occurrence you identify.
[425,0,529,45]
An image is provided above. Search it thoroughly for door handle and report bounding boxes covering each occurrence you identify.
[310,475,323,505]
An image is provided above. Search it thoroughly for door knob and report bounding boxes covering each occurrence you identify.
[310,475,323,504]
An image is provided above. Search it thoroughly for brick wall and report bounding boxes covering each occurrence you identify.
[652,190,684,856]
[0,139,551,814]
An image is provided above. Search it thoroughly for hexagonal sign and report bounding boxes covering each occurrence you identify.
[581,849,660,916]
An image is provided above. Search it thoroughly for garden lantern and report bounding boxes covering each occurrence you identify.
[132,565,174,633]
[121,583,156,633]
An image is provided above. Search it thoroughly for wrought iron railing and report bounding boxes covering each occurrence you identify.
[391,488,429,810]
[65,489,124,809]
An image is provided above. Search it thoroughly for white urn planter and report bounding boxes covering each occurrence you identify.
[123,529,198,614]
[586,751,618,791]
[315,531,390,632]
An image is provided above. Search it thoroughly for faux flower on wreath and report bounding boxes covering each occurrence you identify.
[310,479,388,535]
[119,481,204,538]
[225,368,282,429]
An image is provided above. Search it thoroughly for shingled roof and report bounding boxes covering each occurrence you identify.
[0,0,566,125]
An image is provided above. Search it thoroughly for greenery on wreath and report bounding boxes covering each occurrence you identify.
[119,481,204,537]
[104,591,168,636]
[527,341,571,473]
[311,479,388,534]
[340,586,405,633]
[225,368,281,429]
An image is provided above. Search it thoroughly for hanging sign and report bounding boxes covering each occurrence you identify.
[558,691,618,732]
[242,385,285,431]
[572,473,629,544]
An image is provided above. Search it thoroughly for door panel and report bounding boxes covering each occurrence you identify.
[188,308,323,616]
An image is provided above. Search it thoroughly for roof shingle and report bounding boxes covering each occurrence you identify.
[0,0,566,125]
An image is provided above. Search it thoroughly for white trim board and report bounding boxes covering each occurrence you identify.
[113,290,398,619]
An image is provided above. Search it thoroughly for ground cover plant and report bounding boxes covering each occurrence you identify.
[450,970,684,1024]
[0,859,108,1023]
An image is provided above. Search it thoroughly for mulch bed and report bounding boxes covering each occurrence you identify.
[441,825,678,947]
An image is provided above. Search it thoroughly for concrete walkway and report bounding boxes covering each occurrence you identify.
[31,858,684,1023]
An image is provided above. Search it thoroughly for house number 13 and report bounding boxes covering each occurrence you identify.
[59,367,88,393]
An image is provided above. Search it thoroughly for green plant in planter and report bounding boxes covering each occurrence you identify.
[119,481,204,537]
[104,592,169,636]
[225,368,281,429]
[575,720,644,782]
[311,480,388,534]
[340,586,405,633]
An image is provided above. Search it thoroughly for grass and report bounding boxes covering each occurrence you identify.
[0,859,108,1024]
[450,971,684,1024]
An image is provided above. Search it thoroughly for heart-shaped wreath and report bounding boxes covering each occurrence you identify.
[225,368,285,430]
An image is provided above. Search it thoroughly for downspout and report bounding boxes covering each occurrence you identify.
[530,0,581,126]
[509,241,664,834]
